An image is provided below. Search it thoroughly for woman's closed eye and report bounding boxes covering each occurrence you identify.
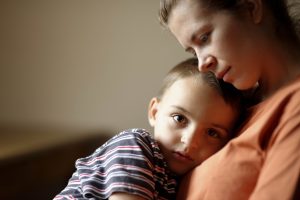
[186,47,197,57]
[185,32,211,57]
[198,32,211,44]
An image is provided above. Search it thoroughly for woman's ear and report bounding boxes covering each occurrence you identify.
[148,97,159,127]
[243,0,263,24]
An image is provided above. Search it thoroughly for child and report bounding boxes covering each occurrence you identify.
[54,58,244,200]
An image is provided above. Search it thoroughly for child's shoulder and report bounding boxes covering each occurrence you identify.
[83,128,156,161]
[118,128,153,138]
[116,128,155,145]
[98,128,155,151]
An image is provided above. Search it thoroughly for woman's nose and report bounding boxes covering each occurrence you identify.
[198,55,217,72]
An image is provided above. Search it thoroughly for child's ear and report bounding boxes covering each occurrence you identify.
[242,0,263,24]
[148,97,159,127]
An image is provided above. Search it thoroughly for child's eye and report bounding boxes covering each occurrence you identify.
[206,128,220,139]
[172,114,187,125]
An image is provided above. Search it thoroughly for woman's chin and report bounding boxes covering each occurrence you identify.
[231,80,257,91]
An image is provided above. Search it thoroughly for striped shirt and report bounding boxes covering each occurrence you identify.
[54,129,178,200]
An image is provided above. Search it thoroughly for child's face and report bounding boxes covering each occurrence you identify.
[148,77,238,175]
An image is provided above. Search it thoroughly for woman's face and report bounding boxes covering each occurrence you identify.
[168,0,265,90]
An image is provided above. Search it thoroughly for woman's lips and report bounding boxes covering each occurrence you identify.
[217,67,230,80]
[173,151,194,162]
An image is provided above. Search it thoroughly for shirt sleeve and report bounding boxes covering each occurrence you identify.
[249,92,300,200]
[54,130,156,200]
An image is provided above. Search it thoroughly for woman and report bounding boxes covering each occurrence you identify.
[159,0,300,199]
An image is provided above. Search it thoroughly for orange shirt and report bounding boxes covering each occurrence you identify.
[177,77,300,200]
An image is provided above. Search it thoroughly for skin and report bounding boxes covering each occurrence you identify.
[168,0,300,97]
[110,76,238,200]
[148,76,237,175]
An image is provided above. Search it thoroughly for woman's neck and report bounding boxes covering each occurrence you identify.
[259,47,300,99]
[259,56,300,99]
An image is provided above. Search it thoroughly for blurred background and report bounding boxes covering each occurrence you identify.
[0,0,188,199]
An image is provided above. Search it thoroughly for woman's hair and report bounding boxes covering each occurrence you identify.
[159,0,300,45]
[157,57,244,113]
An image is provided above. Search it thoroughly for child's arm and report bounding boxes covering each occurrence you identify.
[109,192,147,200]
[54,129,157,200]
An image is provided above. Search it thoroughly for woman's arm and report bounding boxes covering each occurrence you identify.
[109,192,147,200]
[250,125,300,199]
[249,93,300,200]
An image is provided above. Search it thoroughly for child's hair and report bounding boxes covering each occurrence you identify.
[159,0,300,46]
[157,57,249,135]
[157,57,244,116]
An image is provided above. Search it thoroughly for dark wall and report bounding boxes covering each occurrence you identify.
[0,133,110,200]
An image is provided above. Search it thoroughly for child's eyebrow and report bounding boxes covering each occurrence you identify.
[171,105,191,115]
[211,123,230,134]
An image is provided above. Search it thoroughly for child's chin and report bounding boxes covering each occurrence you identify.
[171,166,190,176]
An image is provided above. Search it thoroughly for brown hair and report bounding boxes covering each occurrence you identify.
[159,0,300,45]
[157,57,244,113]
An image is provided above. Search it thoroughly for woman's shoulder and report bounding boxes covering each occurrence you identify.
[275,78,300,119]
[284,75,300,93]
[240,78,300,133]
[256,76,300,109]
[271,76,300,109]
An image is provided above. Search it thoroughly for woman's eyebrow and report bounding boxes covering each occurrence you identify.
[189,24,212,43]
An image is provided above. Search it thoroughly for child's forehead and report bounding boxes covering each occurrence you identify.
[164,75,241,111]
[161,77,237,119]
[164,76,218,98]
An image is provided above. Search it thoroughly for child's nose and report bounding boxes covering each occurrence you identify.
[198,55,217,73]
[181,130,200,151]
